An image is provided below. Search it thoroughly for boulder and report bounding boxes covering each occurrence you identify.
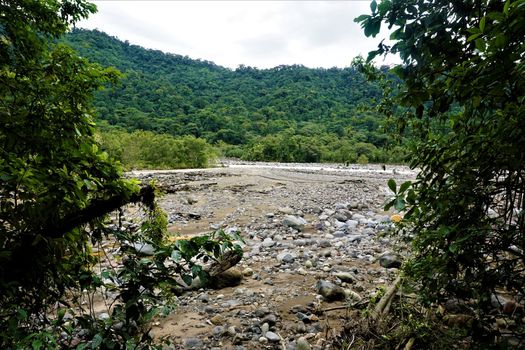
[283,215,307,231]
[378,252,402,268]
[315,280,346,301]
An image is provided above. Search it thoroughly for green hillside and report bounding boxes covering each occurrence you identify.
[64,28,404,164]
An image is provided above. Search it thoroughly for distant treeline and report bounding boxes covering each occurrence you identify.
[66,29,407,166]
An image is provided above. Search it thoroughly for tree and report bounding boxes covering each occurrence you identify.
[357,0,525,343]
[0,1,240,348]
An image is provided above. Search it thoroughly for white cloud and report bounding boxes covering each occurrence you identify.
[78,0,400,69]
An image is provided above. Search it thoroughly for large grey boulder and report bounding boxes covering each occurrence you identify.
[283,215,307,231]
[378,252,402,268]
[315,280,346,301]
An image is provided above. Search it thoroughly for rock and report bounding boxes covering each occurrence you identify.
[209,269,243,289]
[186,195,198,204]
[262,313,277,326]
[278,252,295,264]
[227,326,237,337]
[265,331,281,342]
[212,326,225,337]
[261,322,270,334]
[188,212,201,220]
[318,240,331,248]
[344,289,362,301]
[97,312,110,320]
[444,314,474,327]
[262,237,275,247]
[184,337,204,349]
[296,268,307,275]
[503,300,518,314]
[130,242,155,256]
[283,215,307,231]
[352,213,365,221]
[242,267,254,276]
[315,280,346,301]
[279,207,295,215]
[334,272,354,283]
[259,337,268,344]
[347,235,364,244]
[198,293,210,303]
[296,321,307,333]
[210,314,225,325]
[346,220,359,228]
[296,337,312,350]
[378,252,402,269]
[255,307,270,317]
[491,293,511,308]
[334,213,348,222]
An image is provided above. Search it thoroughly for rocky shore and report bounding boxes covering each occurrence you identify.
[130,161,416,349]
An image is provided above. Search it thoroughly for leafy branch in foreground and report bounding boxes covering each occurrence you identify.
[356,0,525,347]
[0,1,242,348]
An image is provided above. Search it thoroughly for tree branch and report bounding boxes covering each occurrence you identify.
[42,185,155,238]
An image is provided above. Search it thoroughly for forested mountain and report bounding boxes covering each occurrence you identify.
[64,29,403,163]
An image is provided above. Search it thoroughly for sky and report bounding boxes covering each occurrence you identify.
[78,0,399,70]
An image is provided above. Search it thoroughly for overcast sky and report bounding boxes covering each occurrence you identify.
[78,1,399,69]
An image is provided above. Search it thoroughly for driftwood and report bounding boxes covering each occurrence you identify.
[205,249,243,277]
[371,276,402,321]
[403,337,415,350]
[201,250,243,290]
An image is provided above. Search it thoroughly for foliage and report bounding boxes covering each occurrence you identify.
[333,293,469,350]
[357,0,525,345]
[0,1,241,348]
[98,128,216,170]
[63,29,407,163]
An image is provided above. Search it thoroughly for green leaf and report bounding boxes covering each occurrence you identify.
[370,0,377,13]
[354,14,371,23]
[364,18,381,37]
[394,198,405,211]
[387,179,397,193]
[467,33,481,42]
[91,334,103,349]
[503,0,510,15]
[171,249,181,262]
[182,274,193,286]
[32,339,43,350]
[384,199,395,211]
[479,16,486,32]
[378,0,392,16]
[399,181,412,193]
[494,34,507,49]
[475,38,486,51]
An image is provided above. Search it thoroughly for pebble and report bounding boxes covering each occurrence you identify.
[212,326,225,337]
[265,331,281,342]
[262,237,275,247]
[296,337,312,350]
[184,337,204,349]
[210,314,224,325]
[262,313,277,326]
